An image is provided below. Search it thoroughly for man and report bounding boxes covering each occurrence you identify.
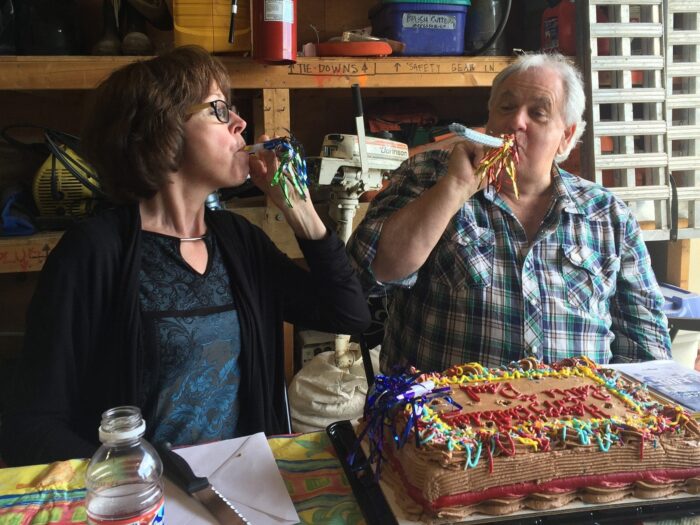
[347,53,671,372]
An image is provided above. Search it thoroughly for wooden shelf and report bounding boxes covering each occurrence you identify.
[0,231,63,273]
[0,56,513,90]
[0,203,370,274]
[0,53,509,275]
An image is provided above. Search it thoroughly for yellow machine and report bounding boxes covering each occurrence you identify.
[32,131,103,218]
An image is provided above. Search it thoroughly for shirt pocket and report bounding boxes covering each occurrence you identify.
[561,244,620,314]
[432,228,494,289]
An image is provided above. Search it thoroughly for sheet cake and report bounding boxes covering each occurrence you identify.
[359,357,700,520]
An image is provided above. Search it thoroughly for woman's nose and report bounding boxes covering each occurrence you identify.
[230,113,246,135]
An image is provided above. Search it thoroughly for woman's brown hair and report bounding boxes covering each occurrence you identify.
[82,45,231,203]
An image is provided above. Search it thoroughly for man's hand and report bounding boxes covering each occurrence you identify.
[446,140,484,203]
[372,140,486,282]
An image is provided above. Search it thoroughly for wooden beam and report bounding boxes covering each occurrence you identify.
[0,56,139,90]
[0,56,513,90]
[257,88,291,138]
[0,231,62,273]
[233,205,303,259]
[666,239,690,289]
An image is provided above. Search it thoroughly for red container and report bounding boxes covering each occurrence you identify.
[541,0,609,56]
[541,0,576,55]
[252,0,297,64]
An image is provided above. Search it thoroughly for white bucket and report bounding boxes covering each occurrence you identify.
[671,330,700,370]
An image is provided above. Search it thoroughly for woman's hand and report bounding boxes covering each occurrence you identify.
[248,134,308,209]
[248,134,327,240]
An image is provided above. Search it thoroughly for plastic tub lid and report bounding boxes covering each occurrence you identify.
[660,283,700,318]
[381,0,471,5]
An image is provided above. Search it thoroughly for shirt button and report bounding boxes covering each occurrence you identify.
[531,346,538,354]
[530,297,538,306]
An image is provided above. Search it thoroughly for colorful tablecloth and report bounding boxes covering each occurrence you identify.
[0,431,365,525]
[269,432,365,525]
[0,459,88,524]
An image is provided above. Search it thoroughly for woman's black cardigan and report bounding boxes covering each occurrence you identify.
[1,205,371,466]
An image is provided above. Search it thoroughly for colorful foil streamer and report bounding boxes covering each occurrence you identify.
[348,371,458,480]
[247,136,309,208]
[475,134,520,198]
[448,123,520,199]
[354,357,698,477]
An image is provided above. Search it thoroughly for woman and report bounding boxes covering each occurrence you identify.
[1,46,371,466]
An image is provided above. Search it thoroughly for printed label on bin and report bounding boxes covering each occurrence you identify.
[402,13,457,30]
[265,0,294,23]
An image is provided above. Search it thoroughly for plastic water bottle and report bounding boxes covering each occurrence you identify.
[85,406,165,525]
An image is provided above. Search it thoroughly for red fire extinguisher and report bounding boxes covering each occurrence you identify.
[541,0,609,56]
[252,0,297,64]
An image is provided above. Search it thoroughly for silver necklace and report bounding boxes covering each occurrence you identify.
[179,236,206,242]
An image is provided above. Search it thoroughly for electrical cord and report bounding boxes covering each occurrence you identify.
[0,123,48,155]
[44,129,106,198]
[464,0,512,57]
[1,124,107,200]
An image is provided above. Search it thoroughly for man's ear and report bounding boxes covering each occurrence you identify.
[558,123,577,156]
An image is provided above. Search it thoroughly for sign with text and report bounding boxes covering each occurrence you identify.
[402,13,457,30]
[287,61,499,77]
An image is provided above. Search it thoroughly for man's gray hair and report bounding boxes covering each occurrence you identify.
[488,53,587,163]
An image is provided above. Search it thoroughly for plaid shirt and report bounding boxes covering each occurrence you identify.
[347,150,671,372]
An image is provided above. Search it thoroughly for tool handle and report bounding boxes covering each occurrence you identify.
[352,84,363,117]
[228,0,237,43]
[158,442,210,495]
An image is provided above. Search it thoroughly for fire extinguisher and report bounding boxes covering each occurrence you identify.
[252,0,297,64]
[541,0,609,56]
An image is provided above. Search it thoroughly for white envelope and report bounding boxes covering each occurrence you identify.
[163,432,299,525]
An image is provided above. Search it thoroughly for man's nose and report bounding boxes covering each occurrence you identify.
[507,107,528,132]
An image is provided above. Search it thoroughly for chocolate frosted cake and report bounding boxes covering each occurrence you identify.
[359,357,700,520]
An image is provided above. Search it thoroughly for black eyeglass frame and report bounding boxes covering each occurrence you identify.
[186,100,237,124]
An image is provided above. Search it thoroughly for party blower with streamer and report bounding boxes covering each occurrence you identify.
[449,122,520,198]
[244,136,309,209]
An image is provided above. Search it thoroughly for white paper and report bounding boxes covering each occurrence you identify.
[163,433,299,525]
[605,359,700,412]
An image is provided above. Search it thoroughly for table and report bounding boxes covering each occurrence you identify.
[5,428,700,525]
[0,431,366,525]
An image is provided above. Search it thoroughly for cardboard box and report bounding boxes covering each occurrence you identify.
[173,0,251,53]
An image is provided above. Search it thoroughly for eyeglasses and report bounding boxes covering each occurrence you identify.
[186,100,237,124]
